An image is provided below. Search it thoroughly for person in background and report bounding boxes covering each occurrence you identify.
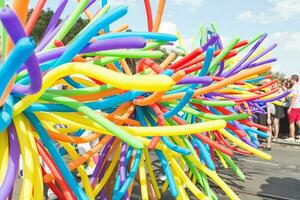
[280,79,292,138]
[285,74,300,142]
[266,102,275,151]
[253,81,272,150]
[282,79,292,107]
[271,82,286,141]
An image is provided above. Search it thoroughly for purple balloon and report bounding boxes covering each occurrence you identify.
[90,137,115,186]
[18,37,146,73]
[36,16,68,52]
[223,33,267,77]
[119,143,128,199]
[214,35,225,76]
[249,58,277,68]
[208,92,238,100]
[242,137,257,148]
[237,43,278,72]
[43,0,68,38]
[84,0,97,11]
[202,35,219,51]
[177,76,212,85]
[98,164,108,200]
[253,103,268,113]
[0,8,42,95]
[0,124,20,199]
[254,90,290,104]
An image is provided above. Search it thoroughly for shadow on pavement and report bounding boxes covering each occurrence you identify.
[259,177,300,200]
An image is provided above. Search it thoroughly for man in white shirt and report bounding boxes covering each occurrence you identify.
[285,75,300,142]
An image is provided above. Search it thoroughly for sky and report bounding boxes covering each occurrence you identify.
[21,0,300,75]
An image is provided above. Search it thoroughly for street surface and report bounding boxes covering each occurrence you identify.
[215,143,300,200]
[131,143,300,200]
[12,144,300,200]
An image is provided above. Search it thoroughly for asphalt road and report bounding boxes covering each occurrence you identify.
[220,143,300,200]
[225,144,300,200]
[12,143,300,200]
[131,143,300,200]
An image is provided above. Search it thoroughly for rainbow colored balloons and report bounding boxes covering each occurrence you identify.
[0,1,284,200]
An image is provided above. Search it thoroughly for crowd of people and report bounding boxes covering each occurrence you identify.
[256,74,300,151]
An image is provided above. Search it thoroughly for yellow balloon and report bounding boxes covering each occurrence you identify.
[61,143,95,200]
[13,62,176,116]
[139,151,148,200]
[14,115,35,200]
[219,128,271,160]
[36,112,226,136]
[0,130,9,185]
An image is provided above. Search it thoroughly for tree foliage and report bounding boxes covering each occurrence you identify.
[28,9,88,44]
[29,9,53,43]
[270,71,286,82]
[261,70,286,81]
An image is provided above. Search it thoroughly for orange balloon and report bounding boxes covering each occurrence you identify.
[160,65,272,102]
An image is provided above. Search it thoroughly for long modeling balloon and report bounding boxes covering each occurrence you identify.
[0,1,285,200]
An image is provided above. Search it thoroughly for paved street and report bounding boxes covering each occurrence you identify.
[12,144,300,200]
[215,143,300,200]
[131,143,300,200]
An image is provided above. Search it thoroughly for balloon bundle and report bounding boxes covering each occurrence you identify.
[0,0,285,200]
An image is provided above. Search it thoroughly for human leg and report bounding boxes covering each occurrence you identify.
[295,111,300,141]
[273,117,280,139]
[285,109,296,142]
[265,123,272,149]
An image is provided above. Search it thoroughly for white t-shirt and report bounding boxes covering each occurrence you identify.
[267,103,275,115]
[291,83,300,108]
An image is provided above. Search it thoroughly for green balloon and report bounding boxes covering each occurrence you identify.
[164,103,250,121]
[221,153,245,181]
[44,0,90,50]
[209,37,240,74]
[84,50,163,58]
[46,85,113,96]
[41,92,144,149]
[191,98,236,106]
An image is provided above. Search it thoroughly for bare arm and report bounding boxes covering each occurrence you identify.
[267,103,271,118]
[267,103,271,125]
[288,85,298,113]
[289,95,297,111]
